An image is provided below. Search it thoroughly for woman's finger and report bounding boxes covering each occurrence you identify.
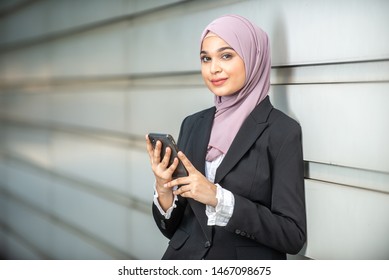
[145,135,154,160]
[173,184,190,196]
[152,140,162,164]
[177,151,196,173]
[167,157,179,172]
[164,176,189,189]
[160,147,172,167]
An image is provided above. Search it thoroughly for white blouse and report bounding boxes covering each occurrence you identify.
[153,154,235,226]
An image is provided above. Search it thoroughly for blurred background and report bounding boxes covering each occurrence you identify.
[0,0,388,260]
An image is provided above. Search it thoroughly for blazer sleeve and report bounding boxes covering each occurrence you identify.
[224,123,306,254]
[151,116,192,239]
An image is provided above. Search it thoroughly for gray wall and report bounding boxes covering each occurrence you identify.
[0,0,388,260]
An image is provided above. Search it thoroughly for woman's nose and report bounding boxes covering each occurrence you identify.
[210,61,222,74]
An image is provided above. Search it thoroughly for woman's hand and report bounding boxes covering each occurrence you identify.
[164,151,218,207]
[146,135,179,210]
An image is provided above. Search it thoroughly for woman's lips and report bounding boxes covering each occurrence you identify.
[211,78,228,86]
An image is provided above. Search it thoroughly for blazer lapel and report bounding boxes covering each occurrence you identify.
[190,107,215,175]
[186,107,215,242]
[215,96,273,183]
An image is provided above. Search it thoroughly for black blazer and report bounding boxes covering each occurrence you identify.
[152,96,306,259]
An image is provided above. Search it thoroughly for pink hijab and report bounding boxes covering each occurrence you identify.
[201,14,271,161]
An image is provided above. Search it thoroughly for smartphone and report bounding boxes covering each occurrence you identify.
[148,133,188,179]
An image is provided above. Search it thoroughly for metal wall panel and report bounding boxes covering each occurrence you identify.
[128,149,156,203]
[51,132,128,193]
[0,45,51,81]
[50,23,128,77]
[0,0,186,45]
[3,125,51,168]
[127,210,169,259]
[5,199,52,257]
[52,180,129,252]
[49,86,127,132]
[128,87,213,138]
[3,161,52,213]
[270,83,389,173]
[304,180,389,259]
[0,0,49,45]
[1,90,49,122]
[49,224,114,260]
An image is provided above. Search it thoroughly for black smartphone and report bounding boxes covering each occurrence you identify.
[148,133,188,179]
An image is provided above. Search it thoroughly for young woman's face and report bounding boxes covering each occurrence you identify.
[200,34,246,97]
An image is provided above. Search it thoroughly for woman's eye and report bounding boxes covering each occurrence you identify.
[222,53,232,60]
[201,56,211,62]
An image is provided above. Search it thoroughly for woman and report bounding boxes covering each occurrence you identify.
[146,14,306,259]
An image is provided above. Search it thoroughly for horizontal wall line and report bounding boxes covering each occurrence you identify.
[0,188,136,259]
[272,57,389,68]
[306,160,389,176]
[304,177,389,196]
[1,60,389,89]
[305,161,389,195]
[272,80,389,86]
[0,77,385,89]
[0,115,145,150]
[0,71,202,89]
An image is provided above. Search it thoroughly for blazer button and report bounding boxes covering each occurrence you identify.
[240,231,247,237]
[235,229,241,235]
[204,241,211,248]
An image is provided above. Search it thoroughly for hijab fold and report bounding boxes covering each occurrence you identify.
[201,15,271,161]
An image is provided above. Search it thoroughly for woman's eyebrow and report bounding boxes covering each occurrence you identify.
[200,46,235,55]
[217,46,234,52]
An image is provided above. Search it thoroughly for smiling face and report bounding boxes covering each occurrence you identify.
[200,33,246,97]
